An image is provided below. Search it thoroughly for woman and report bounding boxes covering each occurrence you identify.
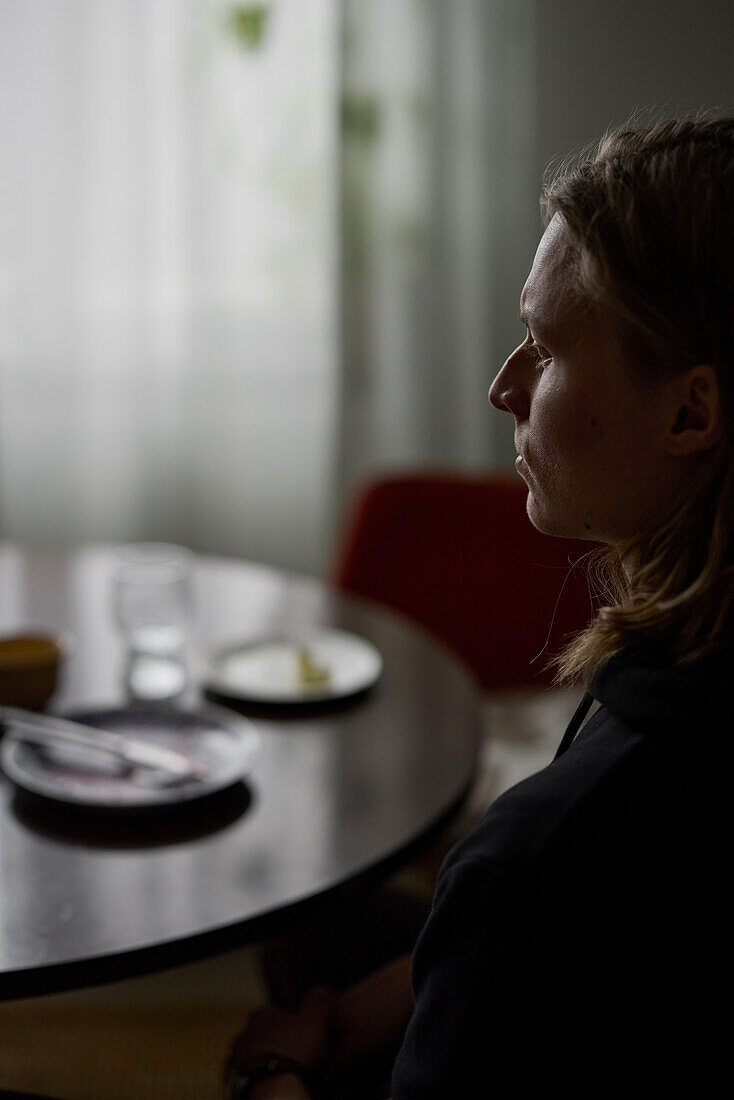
[224,114,733,1098]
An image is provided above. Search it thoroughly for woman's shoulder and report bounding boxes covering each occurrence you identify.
[443,693,714,882]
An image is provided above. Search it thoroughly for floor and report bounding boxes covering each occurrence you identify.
[0,687,581,1099]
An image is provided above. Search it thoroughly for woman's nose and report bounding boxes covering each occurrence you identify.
[489,347,529,418]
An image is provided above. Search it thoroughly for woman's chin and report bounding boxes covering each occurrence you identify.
[524,492,554,534]
[526,495,584,540]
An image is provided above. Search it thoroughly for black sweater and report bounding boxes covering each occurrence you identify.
[391,646,731,1096]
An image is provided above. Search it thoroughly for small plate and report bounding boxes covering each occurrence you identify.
[0,705,260,809]
[202,629,383,705]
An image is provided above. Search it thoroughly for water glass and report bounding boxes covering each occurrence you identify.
[111,543,193,657]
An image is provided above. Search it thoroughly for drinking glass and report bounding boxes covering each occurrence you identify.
[111,543,194,703]
[111,542,193,657]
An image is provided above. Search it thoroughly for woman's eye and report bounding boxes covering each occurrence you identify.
[528,342,552,369]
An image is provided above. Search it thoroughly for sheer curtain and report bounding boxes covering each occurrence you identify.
[0,0,339,572]
[0,0,535,574]
[336,0,537,499]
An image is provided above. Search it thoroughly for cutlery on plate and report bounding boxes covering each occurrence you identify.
[0,706,207,784]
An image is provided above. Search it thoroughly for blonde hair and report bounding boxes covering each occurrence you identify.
[541,113,734,685]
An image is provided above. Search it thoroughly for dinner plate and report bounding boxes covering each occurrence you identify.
[202,629,383,705]
[0,704,260,809]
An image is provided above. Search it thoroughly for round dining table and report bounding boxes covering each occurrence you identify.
[0,544,482,1001]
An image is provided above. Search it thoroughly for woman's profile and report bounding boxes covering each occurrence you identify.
[225,113,733,1099]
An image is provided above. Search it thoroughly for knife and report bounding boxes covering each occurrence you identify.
[0,706,207,782]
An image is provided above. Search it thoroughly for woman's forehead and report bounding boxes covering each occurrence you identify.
[521,220,585,335]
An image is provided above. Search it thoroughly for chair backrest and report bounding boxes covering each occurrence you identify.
[332,471,598,690]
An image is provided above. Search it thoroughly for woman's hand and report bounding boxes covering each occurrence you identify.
[326,954,414,1078]
[226,953,414,1094]
[229,985,336,1072]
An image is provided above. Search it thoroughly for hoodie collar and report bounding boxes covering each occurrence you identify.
[590,645,734,737]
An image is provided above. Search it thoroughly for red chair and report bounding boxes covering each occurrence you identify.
[332,471,598,690]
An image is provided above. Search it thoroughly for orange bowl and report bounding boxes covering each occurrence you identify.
[0,631,73,711]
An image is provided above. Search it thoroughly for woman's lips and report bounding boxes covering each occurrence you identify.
[515,453,531,480]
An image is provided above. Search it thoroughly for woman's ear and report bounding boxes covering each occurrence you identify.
[666,364,722,456]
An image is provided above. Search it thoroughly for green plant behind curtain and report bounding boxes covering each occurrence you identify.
[226,3,271,50]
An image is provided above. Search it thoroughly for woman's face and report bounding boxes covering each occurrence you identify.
[489,215,683,545]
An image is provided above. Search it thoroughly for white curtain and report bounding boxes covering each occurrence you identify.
[0,0,535,574]
[0,0,339,573]
[336,0,536,497]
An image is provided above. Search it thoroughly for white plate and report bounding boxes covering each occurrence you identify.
[202,629,383,704]
[0,704,260,809]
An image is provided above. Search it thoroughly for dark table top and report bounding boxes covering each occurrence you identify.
[0,544,482,1000]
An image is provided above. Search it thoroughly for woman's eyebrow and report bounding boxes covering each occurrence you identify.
[519,306,571,342]
[519,306,547,332]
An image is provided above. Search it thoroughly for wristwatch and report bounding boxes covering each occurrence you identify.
[224,1051,312,1099]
